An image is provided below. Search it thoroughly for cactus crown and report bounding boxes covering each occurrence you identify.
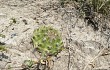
[32,26,63,58]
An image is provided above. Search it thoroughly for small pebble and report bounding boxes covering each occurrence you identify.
[22,19,28,25]
[11,33,17,38]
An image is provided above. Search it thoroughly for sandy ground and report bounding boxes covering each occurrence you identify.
[0,0,110,70]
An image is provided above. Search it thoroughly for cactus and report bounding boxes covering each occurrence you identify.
[32,26,63,58]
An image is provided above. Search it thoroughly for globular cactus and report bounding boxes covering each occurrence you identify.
[32,26,63,58]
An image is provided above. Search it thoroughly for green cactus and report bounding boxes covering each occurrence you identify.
[32,26,63,58]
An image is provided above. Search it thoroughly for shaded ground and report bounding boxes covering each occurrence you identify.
[0,0,110,70]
